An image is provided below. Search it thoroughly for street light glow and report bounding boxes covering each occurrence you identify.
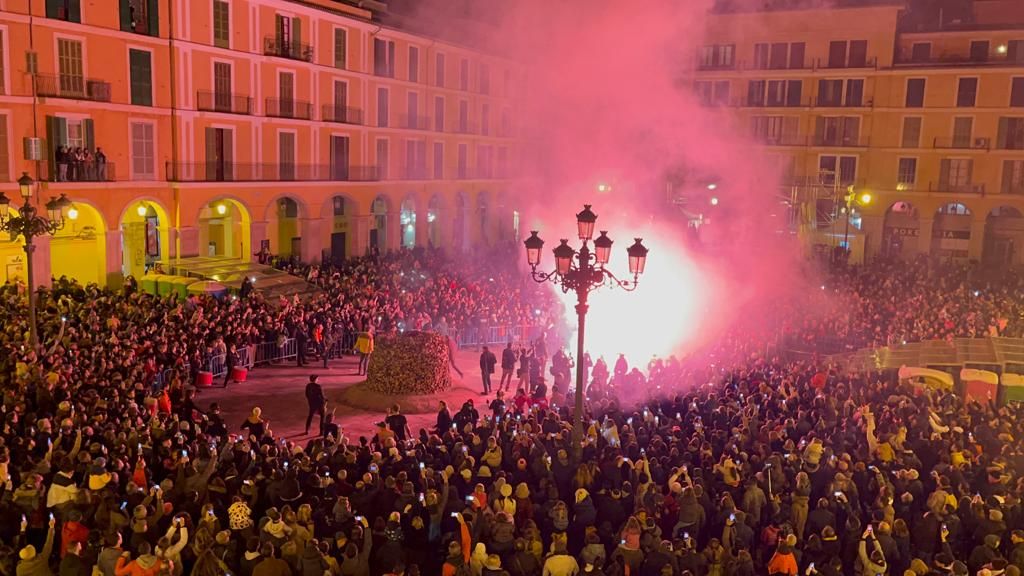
[67,206,79,220]
[216,204,227,215]
[710,197,719,206]
[707,183,717,190]
[859,192,872,205]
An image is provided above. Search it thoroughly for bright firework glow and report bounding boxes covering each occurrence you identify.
[551,226,716,364]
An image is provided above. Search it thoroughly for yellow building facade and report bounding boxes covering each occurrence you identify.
[0,0,520,287]
[698,0,1024,265]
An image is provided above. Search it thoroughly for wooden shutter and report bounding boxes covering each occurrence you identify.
[814,116,825,143]
[1003,160,1015,193]
[119,0,132,31]
[787,80,801,106]
[82,118,94,150]
[998,117,1009,149]
[939,159,951,189]
[69,0,81,22]
[205,127,217,181]
[46,116,65,179]
[292,17,302,57]
[335,29,346,69]
[967,159,974,186]
[147,0,159,36]
[223,129,233,180]
[388,42,396,77]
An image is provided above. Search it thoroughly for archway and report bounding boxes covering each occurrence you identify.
[371,195,390,254]
[121,199,170,281]
[198,198,251,259]
[266,196,304,259]
[452,192,467,252]
[932,202,972,261]
[324,195,352,265]
[477,191,491,246]
[984,205,1024,265]
[427,194,444,249]
[882,201,919,259]
[400,195,417,249]
[48,201,107,286]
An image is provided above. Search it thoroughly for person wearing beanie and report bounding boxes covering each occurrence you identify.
[18,515,56,576]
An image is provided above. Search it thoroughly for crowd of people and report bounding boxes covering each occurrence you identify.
[0,253,1024,576]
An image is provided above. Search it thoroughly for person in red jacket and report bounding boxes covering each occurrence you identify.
[114,542,166,576]
[61,509,89,558]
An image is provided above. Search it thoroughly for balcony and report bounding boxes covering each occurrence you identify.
[400,114,433,131]
[45,162,117,183]
[449,122,478,135]
[810,135,866,148]
[397,167,434,180]
[322,105,364,125]
[165,162,380,182]
[697,62,737,71]
[263,36,313,62]
[895,54,1024,67]
[755,135,806,147]
[928,181,986,194]
[814,98,869,108]
[265,98,313,120]
[35,74,111,102]
[997,137,1024,151]
[933,137,991,150]
[197,91,253,115]
[816,57,878,69]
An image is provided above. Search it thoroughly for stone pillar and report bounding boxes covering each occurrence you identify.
[860,215,884,263]
[416,208,430,248]
[299,218,324,264]
[30,235,51,289]
[917,218,934,255]
[352,215,370,256]
[105,229,124,287]
[178,226,200,258]
[968,217,987,262]
[250,221,269,262]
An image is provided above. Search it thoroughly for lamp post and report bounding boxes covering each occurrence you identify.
[523,204,649,458]
[841,187,872,262]
[0,172,71,347]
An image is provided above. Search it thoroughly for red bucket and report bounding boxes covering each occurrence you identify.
[231,367,248,382]
[195,371,213,387]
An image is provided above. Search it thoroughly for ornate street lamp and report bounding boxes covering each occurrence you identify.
[524,204,649,457]
[0,172,71,347]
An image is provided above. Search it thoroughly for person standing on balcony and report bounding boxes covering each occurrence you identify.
[95,147,107,181]
[56,146,68,182]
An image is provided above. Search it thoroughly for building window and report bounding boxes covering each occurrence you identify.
[700,44,735,69]
[789,42,805,69]
[815,116,860,146]
[497,147,507,178]
[828,41,847,67]
[481,103,490,136]
[751,115,798,144]
[409,46,419,82]
[1009,40,1024,64]
[334,28,347,69]
[213,0,229,48]
[940,158,973,189]
[906,78,926,107]
[58,39,84,96]
[957,77,978,107]
[970,40,990,62]
[460,58,469,91]
[129,49,153,106]
[120,0,158,36]
[433,142,443,179]
[130,121,155,180]
[458,100,468,132]
[1003,160,1024,194]
[998,117,1024,150]
[214,62,231,110]
[897,158,917,187]
[434,96,445,132]
[911,42,931,62]
[435,53,445,87]
[278,132,295,180]
[764,80,802,107]
[373,38,395,77]
[819,155,857,185]
[1012,78,1024,107]
[0,30,5,95]
[902,117,922,148]
[753,43,769,69]
[747,80,766,106]
[848,40,867,67]
[768,43,787,69]
[457,143,467,178]
[952,117,974,148]
[278,71,294,115]
[273,14,304,60]
[47,0,81,23]
[479,63,490,94]
[376,138,389,179]
[377,87,389,127]
[0,115,8,181]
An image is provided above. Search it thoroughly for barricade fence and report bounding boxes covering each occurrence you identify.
[157,325,540,385]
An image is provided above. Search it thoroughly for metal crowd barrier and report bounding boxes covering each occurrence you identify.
[456,325,540,348]
[208,353,228,378]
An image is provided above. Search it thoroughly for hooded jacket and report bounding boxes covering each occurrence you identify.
[298,542,327,576]
[113,554,165,576]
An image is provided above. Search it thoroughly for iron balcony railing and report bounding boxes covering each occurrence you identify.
[928,181,986,194]
[197,90,253,115]
[321,105,364,125]
[165,162,380,182]
[35,74,111,102]
[46,161,117,182]
[265,98,313,120]
[263,36,313,62]
[933,136,991,150]
[400,114,433,131]
[810,134,867,147]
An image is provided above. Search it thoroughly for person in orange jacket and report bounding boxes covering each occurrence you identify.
[767,534,800,576]
[114,541,166,576]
